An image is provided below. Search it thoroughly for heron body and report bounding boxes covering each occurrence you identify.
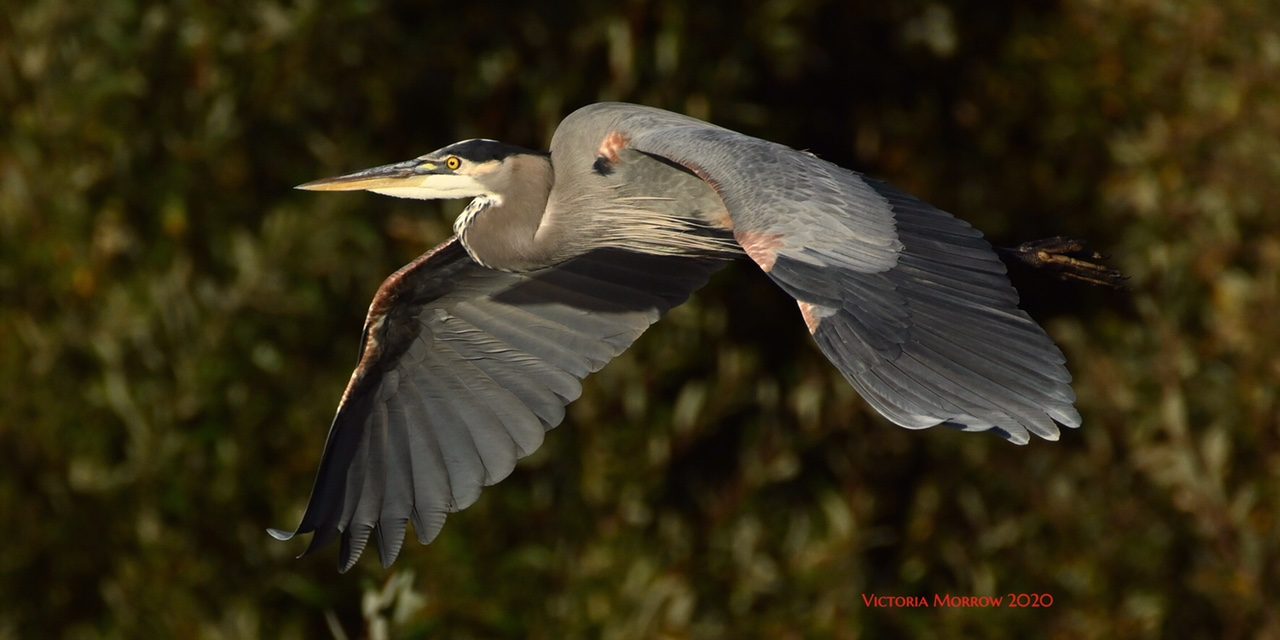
[273,102,1081,571]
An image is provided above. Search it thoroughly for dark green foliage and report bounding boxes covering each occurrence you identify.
[2,1,1277,637]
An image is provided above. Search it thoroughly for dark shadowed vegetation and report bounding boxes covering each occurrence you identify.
[2,0,1278,637]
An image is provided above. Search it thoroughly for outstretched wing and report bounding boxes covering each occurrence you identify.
[270,236,726,571]
[569,103,1080,443]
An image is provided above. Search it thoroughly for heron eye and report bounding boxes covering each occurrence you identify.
[445,156,462,170]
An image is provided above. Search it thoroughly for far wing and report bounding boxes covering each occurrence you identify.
[564,103,904,274]
[270,236,726,571]
[572,103,1080,443]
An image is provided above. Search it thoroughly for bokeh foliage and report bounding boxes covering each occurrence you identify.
[3,0,1279,637]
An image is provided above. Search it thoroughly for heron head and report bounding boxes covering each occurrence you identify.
[296,139,547,201]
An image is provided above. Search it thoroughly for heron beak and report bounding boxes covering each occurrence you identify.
[295,159,427,191]
[296,158,487,200]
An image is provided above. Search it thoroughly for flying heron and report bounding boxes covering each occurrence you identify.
[270,102,1117,571]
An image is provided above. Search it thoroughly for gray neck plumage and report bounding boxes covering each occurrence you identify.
[456,154,563,272]
[458,150,740,271]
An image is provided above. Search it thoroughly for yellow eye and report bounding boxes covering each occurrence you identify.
[445,156,461,170]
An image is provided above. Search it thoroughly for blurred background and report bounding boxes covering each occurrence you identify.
[3,0,1278,637]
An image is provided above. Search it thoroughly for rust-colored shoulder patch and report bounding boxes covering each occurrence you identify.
[338,313,386,406]
[709,208,734,230]
[337,236,460,408]
[597,130,631,164]
[797,301,825,334]
[368,236,459,317]
[797,301,839,335]
[736,231,783,272]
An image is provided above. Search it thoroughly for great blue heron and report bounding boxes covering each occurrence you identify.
[270,102,1117,572]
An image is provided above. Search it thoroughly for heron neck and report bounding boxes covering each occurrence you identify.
[458,154,558,272]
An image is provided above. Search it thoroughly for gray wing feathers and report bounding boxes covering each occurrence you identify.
[580,103,1080,443]
[272,239,725,570]
[565,103,903,273]
[806,179,1080,443]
